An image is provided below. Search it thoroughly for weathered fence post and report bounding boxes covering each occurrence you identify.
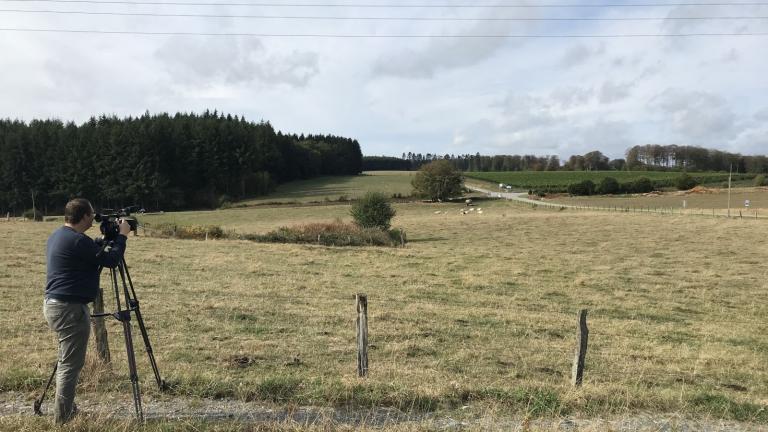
[356,293,369,377]
[571,309,588,387]
[92,288,111,363]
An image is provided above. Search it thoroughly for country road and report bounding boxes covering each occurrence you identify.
[466,185,575,208]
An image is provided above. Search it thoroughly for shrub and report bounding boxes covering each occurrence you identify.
[631,177,654,193]
[597,177,619,195]
[350,192,396,230]
[676,173,698,190]
[754,174,767,187]
[567,180,596,196]
[411,160,463,201]
[149,223,226,240]
[22,208,43,221]
[243,220,404,247]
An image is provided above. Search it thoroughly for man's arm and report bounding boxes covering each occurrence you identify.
[78,220,131,268]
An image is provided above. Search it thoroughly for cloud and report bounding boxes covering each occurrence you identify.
[549,86,594,110]
[155,37,319,88]
[649,89,737,140]
[598,81,634,104]
[559,43,605,68]
[371,6,540,79]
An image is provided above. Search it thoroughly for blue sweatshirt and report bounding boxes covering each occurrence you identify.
[45,226,127,303]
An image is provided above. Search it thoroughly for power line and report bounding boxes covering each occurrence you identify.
[2,27,767,36]
[4,0,768,8]
[4,8,768,21]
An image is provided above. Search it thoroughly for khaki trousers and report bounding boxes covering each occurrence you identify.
[43,298,90,424]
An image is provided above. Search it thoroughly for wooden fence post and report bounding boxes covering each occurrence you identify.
[356,293,369,377]
[92,288,111,363]
[571,309,588,387]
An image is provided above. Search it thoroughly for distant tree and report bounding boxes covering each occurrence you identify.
[597,177,620,195]
[411,160,463,201]
[675,173,698,190]
[754,174,767,186]
[582,151,610,171]
[350,192,396,230]
[567,180,596,196]
[630,177,654,193]
[608,158,626,171]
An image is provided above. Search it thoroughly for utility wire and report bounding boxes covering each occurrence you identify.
[4,0,768,7]
[2,27,767,36]
[4,8,768,21]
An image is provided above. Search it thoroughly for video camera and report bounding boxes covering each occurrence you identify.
[95,206,143,241]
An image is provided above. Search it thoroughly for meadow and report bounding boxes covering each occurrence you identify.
[237,171,416,206]
[544,187,768,213]
[465,171,753,190]
[1,173,767,430]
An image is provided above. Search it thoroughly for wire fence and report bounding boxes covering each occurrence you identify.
[82,289,768,391]
[490,191,766,220]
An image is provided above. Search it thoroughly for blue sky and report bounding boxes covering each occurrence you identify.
[1,1,766,160]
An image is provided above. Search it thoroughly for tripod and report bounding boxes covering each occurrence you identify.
[35,253,165,422]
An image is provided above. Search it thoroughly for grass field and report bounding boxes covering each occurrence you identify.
[237,171,416,206]
[1,173,768,429]
[546,187,768,212]
[465,171,753,190]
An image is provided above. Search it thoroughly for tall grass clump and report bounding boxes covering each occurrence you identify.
[243,220,405,247]
[147,222,226,240]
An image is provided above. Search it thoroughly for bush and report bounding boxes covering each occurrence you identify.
[754,174,767,187]
[149,223,226,240]
[350,192,396,230]
[629,177,654,193]
[243,220,405,247]
[411,160,463,201]
[22,208,43,221]
[597,177,619,195]
[676,173,698,190]
[567,180,596,196]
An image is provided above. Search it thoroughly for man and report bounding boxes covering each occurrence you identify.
[43,198,130,424]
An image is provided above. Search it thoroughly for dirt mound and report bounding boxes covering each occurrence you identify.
[686,186,715,194]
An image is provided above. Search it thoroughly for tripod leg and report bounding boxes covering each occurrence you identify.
[120,258,165,390]
[120,317,144,422]
[115,263,144,422]
[131,304,165,390]
[33,362,57,415]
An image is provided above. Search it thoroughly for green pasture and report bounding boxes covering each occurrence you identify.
[547,187,768,211]
[465,171,749,190]
[237,171,415,206]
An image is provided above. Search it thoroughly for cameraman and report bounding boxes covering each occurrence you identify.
[43,198,130,424]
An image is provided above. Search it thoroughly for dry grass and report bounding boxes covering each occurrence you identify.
[1,198,767,428]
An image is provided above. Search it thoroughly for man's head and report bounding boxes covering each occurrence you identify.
[64,198,94,232]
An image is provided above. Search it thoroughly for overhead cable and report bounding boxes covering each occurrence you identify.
[3,8,768,21]
[4,0,768,8]
[1,27,767,36]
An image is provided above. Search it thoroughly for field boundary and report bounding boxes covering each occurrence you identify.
[468,186,766,220]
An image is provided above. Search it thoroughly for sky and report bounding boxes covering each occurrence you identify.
[1,1,767,160]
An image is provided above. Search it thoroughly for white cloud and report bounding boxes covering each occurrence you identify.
[0,4,766,159]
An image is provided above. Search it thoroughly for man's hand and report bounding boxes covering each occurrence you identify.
[118,219,131,236]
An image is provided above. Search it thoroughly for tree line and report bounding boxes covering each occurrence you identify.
[0,111,362,214]
[364,146,768,173]
[625,144,768,173]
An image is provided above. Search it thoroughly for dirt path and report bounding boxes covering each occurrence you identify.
[2,391,765,431]
[467,186,573,209]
